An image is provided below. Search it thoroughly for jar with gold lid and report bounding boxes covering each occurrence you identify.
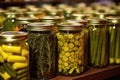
[0,31,29,80]
[57,22,87,76]
[88,18,108,67]
[27,22,57,79]
[107,17,120,64]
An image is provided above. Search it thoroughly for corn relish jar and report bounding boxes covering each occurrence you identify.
[107,17,120,64]
[57,22,86,76]
[88,18,108,67]
[27,22,57,79]
[0,31,29,80]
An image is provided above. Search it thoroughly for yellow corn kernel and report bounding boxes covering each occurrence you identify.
[65,52,70,57]
[68,43,74,48]
[62,47,69,51]
[62,56,68,62]
[64,62,68,67]
[68,34,74,39]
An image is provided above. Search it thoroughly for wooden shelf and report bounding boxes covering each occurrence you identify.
[51,65,120,80]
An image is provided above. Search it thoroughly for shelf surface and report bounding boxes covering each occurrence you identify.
[51,65,120,80]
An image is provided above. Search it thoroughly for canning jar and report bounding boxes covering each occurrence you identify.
[107,17,120,64]
[0,31,29,80]
[57,22,86,76]
[16,17,39,31]
[67,19,89,65]
[27,22,57,79]
[88,18,108,67]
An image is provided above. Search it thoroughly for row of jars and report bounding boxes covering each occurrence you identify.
[0,16,120,80]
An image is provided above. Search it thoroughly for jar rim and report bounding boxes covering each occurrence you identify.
[0,31,27,42]
[58,22,83,31]
[27,22,53,31]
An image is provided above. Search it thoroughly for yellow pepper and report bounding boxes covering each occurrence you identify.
[1,44,21,54]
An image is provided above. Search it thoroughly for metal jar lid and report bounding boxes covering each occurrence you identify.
[88,18,107,25]
[27,22,54,31]
[17,17,38,24]
[40,16,63,22]
[0,31,27,42]
[67,19,88,26]
[58,22,83,31]
[106,17,120,24]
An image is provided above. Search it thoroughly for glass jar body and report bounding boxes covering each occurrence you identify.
[0,40,29,80]
[57,30,86,76]
[108,24,120,64]
[88,25,108,67]
[27,31,57,79]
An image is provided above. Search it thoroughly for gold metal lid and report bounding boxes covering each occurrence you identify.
[17,17,38,24]
[67,19,88,26]
[88,18,107,25]
[106,17,120,24]
[27,22,54,31]
[58,22,83,31]
[0,31,27,42]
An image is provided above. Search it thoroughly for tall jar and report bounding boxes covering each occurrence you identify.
[107,17,120,64]
[27,22,57,79]
[88,18,108,67]
[67,19,89,66]
[0,31,29,80]
[57,22,86,76]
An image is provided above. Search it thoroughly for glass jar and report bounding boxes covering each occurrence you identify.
[107,17,120,64]
[67,19,89,66]
[57,22,86,76]
[0,31,29,80]
[27,22,57,79]
[16,17,39,31]
[88,18,108,67]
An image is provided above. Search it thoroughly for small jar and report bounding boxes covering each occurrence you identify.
[16,17,39,31]
[107,17,120,64]
[0,31,29,80]
[88,18,108,67]
[27,22,57,79]
[57,22,86,76]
